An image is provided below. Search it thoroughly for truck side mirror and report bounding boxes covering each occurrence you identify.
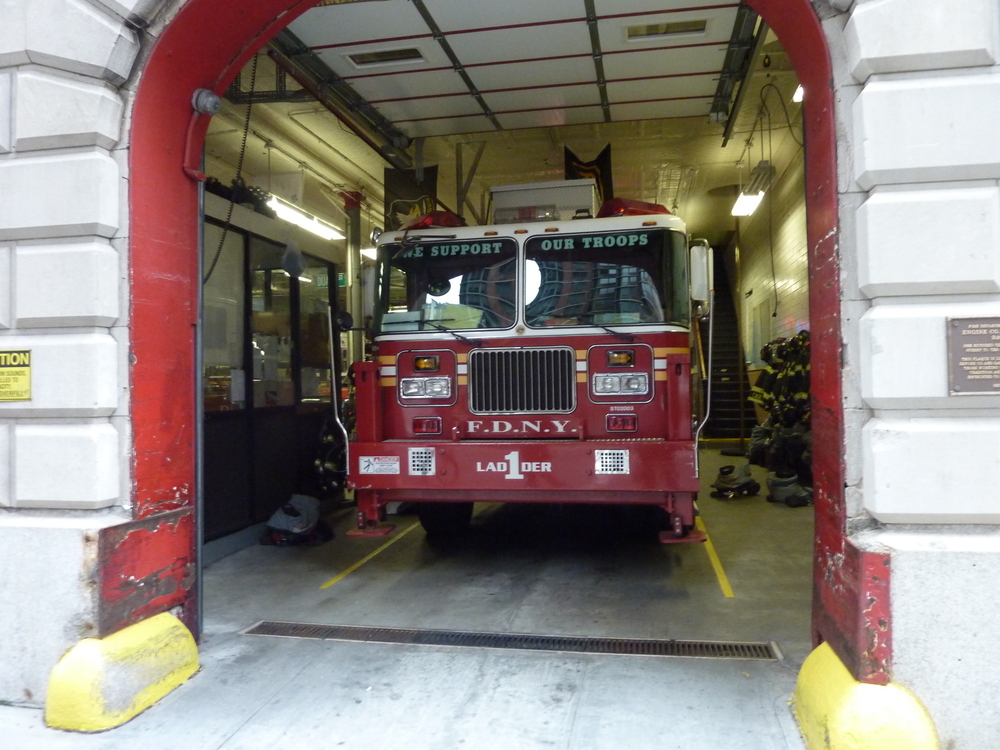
[333,311,354,332]
[361,264,377,329]
[689,240,713,309]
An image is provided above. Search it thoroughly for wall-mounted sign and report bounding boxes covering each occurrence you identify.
[948,318,1000,394]
[0,350,31,401]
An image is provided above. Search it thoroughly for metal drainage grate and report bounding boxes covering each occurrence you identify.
[242,621,780,661]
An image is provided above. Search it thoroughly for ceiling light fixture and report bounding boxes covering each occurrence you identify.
[361,247,377,260]
[627,20,707,41]
[731,160,774,217]
[267,196,345,241]
[348,48,424,68]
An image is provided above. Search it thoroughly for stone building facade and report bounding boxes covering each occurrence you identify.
[1,0,999,745]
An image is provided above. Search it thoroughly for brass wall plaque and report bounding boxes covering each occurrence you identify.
[948,317,1000,394]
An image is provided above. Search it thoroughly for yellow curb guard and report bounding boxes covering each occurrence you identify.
[794,642,938,750]
[45,612,199,732]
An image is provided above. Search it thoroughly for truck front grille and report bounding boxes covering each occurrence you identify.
[469,347,576,414]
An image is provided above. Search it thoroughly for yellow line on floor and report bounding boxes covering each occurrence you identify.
[695,516,735,598]
[320,522,421,590]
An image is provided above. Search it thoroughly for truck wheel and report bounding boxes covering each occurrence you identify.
[417,502,474,537]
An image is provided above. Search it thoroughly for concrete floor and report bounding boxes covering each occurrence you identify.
[3,448,812,749]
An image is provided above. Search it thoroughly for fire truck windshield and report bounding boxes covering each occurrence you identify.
[374,228,689,335]
[524,228,689,328]
[377,238,519,333]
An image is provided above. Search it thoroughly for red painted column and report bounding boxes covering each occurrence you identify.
[122,0,322,632]
[745,0,887,683]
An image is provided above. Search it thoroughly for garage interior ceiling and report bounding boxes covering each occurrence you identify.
[203,0,803,246]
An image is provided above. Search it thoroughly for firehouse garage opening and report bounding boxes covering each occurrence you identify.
[198,2,815,667]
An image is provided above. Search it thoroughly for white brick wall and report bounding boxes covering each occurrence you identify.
[15,242,120,327]
[854,74,1000,189]
[0,0,132,525]
[864,417,1000,523]
[737,145,810,362]
[0,246,10,329]
[848,0,1000,739]
[14,70,123,151]
[0,334,119,417]
[858,185,1000,297]
[0,0,139,84]
[860,302,1000,411]
[845,0,998,80]
[0,151,120,240]
[0,72,10,153]
[13,422,119,508]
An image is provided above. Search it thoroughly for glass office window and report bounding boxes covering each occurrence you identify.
[298,262,334,402]
[250,237,295,407]
[203,222,246,412]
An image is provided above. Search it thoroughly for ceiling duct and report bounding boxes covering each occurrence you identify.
[709,4,762,125]
[259,29,414,171]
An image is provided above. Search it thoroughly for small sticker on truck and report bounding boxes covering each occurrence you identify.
[359,456,400,474]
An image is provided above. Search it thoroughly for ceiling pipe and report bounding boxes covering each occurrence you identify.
[213,108,386,219]
[721,21,770,147]
[268,48,413,172]
[710,4,762,130]
[267,47,460,217]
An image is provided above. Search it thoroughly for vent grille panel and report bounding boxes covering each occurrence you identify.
[595,450,630,474]
[244,621,780,660]
[408,448,435,476]
[469,348,575,414]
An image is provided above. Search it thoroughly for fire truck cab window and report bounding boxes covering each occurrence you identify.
[524,229,689,328]
[377,240,518,332]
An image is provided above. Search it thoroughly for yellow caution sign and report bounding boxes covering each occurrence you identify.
[0,350,31,401]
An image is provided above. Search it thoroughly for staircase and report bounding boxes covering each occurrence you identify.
[700,259,750,441]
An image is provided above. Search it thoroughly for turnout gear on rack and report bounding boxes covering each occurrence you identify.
[750,331,810,428]
[748,331,812,497]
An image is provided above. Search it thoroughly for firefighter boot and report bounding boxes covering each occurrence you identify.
[710,463,761,499]
[765,472,813,507]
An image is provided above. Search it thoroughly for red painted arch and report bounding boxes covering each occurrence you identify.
[130,0,879,681]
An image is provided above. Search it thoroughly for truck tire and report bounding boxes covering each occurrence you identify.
[417,502,474,537]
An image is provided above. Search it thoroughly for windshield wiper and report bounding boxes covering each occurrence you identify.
[591,322,635,342]
[423,321,483,347]
[401,233,457,245]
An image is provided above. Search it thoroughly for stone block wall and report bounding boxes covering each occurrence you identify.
[842,0,1000,744]
[0,0,153,706]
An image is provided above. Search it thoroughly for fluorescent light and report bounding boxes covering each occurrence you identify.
[361,247,378,260]
[266,196,344,241]
[793,85,804,103]
[731,191,765,217]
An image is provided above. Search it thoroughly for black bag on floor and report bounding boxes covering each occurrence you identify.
[261,495,334,547]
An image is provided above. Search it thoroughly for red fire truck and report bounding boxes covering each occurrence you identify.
[347,197,712,542]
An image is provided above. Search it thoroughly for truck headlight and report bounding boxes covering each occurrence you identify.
[593,375,621,394]
[400,376,452,398]
[400,378,426,397]
[592,373,649,396]
[621,374,648,394]
[423,377,451,397]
